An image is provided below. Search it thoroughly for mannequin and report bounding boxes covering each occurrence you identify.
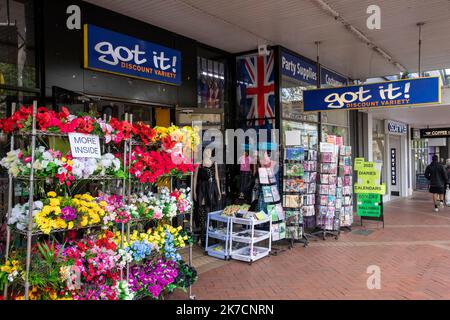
[259,151,277,170]
[193,148,221,247]
[238,150,256,200]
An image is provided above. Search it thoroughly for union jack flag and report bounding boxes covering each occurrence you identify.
[237,52,275,127]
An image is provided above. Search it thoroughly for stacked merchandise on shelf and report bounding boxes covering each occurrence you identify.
[302,149,318,229]
[337,146,354,228]
[206,205,272,263]
[0,103,199,300]
[258,167,284,242]
[315,142,340,236]
[282,146,305,244]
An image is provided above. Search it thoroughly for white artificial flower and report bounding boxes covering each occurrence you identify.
[111,158,120,171]
[84,158,97,177]
[42,151,53,161]
[33,161,43,170]
[72,159,84,178]
[41,160,49,169]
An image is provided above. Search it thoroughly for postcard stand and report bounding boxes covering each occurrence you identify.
[302,148,320,244]
[282,145,308,248]
[337,145,354,232]
[256,167,286,256]
[312,143,341,240]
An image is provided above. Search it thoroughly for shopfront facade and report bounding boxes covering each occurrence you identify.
[1,0,360,208]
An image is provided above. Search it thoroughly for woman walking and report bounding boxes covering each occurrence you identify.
[425,155,448,212]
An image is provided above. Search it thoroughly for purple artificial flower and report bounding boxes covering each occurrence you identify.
[61,206,77,221]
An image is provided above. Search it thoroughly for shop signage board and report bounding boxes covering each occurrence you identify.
[280,50,317,86]
[354,158,365,170]
[354,159,385,223]
[357,194,381,217]
[303,77,441,112]
[420,127,450,138]
[386,120,407,135]
[320,67,347,87]
[357,167,380,186]
[68,133,101,158]
[391,148,397,185]
[84,24,182,85]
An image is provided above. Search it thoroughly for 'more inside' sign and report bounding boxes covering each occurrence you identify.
[68,133,101,158]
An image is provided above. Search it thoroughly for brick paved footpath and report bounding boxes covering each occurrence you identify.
[173,192,450,300]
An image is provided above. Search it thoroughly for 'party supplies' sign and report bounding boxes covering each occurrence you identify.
[303,77,441,112]
[84,24,182,85]
[69,133,101,158]
[281,50,317,85]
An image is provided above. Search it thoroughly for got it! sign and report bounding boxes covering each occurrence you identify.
[68,133,101,158]
[84,24,182,85]
[303,77,441,111]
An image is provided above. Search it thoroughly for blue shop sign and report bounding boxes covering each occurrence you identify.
[84,24,182,86]
[320,67,347,87]
[281,50,317,86]
[303,77,441,112]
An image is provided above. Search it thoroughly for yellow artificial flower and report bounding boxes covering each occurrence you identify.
[68,221,74,229]
[80,217,88,227]
[41,206,51,215]
[47,191,57,198]
[49,198,60,207]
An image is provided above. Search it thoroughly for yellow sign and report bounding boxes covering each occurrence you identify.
[354,158,364,170]
[357,168,380,185]
[354,159,386,195]
[354,183,386,195]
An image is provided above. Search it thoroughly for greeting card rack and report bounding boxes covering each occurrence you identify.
[337,146,353,231]
[312,143,340,240]
[256,167,285,255]
[282,145,308,248]
[302,149,319,242]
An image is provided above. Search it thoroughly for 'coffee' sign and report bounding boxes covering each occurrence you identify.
[69,133,101,158]
[420,127,450,138]
[303,77,441,112]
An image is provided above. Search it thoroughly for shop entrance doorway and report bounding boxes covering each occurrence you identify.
[390,135,401,197]
[52,86,174,126]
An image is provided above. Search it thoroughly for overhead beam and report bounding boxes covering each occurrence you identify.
[312,0,408,74]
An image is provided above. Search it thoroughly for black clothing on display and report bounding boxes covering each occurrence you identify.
[196,163,220,247]
[239,171,253,200]
[196,164,220,210]
[425,161,448,194]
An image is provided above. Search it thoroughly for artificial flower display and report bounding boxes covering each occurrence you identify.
[0,259,22,290]
[115,224,188,256]
[128,187,192,220]
[31,192,106,234]
[0,106,201,150]
[129,147,196,183]
[128,258,179,299]
[0,147,125,184]
[8,201,43,231]
[0,105,199,301]
[96,193,131,225]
